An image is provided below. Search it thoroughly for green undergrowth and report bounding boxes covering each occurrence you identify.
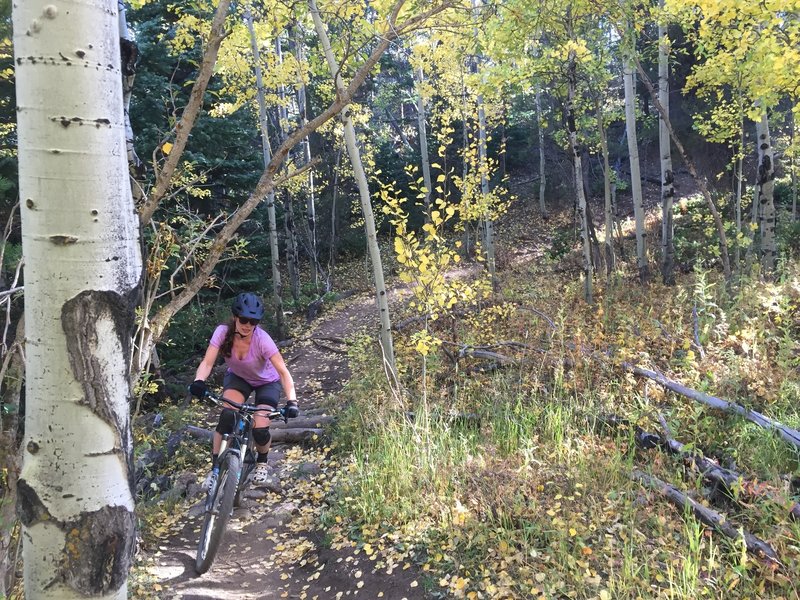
[325,261,800,598]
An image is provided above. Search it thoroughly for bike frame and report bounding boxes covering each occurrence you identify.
[204,391,285,509]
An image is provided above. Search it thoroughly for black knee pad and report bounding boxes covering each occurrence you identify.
[252,427,271,446]
[216,409,236,435]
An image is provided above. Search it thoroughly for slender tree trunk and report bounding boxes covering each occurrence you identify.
[535,87,547,216]
[415,65,433,219]
[631,56,731,280]
[246,10,285,338]
[139,0,231,223]
[658,11,675,285]
[327,148,343,285]
[624,57,649,282]
[477,95,497,288]
[274,36,301,303]
[14,1,141,595]
[284,190,301,304]
[734,121,744,269]
[118,2,139,172]
[0,319,23,596]
[791,108,797,222]
[295,29,322,292]
[462,87,472,258]
[597,99,614,275]
[756,112,777,274]
[309,0,395,372]
[567,52,593,303]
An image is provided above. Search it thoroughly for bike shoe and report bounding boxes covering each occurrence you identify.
[203,469,218,492]
[252,462,271,485]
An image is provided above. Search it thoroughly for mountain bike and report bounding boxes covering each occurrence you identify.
[194,389,288,574]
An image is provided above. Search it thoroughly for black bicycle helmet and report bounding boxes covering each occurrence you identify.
[231,292,265,320]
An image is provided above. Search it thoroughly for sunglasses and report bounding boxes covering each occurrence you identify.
[237,316,260,326]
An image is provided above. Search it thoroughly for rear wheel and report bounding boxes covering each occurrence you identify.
[195,452,240,574]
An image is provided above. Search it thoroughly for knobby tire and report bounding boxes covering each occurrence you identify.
[195,452,240,574]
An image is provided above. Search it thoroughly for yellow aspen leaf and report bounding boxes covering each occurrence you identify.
[161,142,173,155]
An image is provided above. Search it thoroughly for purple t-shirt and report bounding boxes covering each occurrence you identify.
[210,325,280,386]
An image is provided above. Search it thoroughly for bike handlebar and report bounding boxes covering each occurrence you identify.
[200,389,288,423]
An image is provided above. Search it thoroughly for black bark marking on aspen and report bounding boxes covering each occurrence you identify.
[17,479,52,526]
[75,49,85,59]
[49,235,78,245]
[25,199,34,209]
[61,290,138,491]
[60,506,135,595]
[27,440,39,454]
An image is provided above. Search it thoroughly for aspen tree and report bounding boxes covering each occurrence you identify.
[566,47,594,303]
[309,0,396,372]
[13,0,141,596]
[535,86,547,216]
[623,48,649,282]
[415,63,434,220]
[657,1,675,284]
[756,112,776,273]
[245,7,286,338]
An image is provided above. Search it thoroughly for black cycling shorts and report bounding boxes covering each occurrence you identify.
[222,372,281,409]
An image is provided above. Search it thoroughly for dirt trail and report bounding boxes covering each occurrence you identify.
[143,290,429,599]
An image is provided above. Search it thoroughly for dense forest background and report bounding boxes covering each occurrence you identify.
[1,0,799,597]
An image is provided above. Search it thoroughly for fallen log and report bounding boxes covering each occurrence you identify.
[183,425,325,444]
[271,416,334,430]
[603,413,800,522]
[623,363,800,450]
[631,470,781,566]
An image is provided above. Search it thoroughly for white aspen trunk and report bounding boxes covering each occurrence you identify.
[597,100,614,275]
[791,109,797,222]
[631,54,731,280]
[245,10,285,338]
[462,85,472,258]
[415,66,433,218]
[13,1,141,597]
[735,121,744,269]
[296,39,321,293]
[658,11,675,285]
[117,1,138,169]
[275,36,301,303]
[477,95,497,288]
[756,112,776,273]
[309,0,395,372]
[535,87,547,216]
[567,52,593,303]
[623,57,649,281]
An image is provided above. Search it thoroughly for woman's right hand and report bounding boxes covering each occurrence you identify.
[189,379,208,398]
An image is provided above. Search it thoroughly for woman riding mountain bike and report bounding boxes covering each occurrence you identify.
[189,292,299,490]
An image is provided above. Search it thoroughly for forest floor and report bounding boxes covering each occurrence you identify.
[132,172,686,599]
[133,171,800,599]
[136,288,433,599]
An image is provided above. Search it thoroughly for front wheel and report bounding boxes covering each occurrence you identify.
[195,452,240,574]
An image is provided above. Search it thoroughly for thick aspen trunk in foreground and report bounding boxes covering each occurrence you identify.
[309,0,396,373]
[13,1,142,597]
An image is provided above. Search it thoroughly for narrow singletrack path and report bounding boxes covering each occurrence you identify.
[143,290,430,599]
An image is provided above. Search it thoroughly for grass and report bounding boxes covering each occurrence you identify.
[322,250,800,598]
